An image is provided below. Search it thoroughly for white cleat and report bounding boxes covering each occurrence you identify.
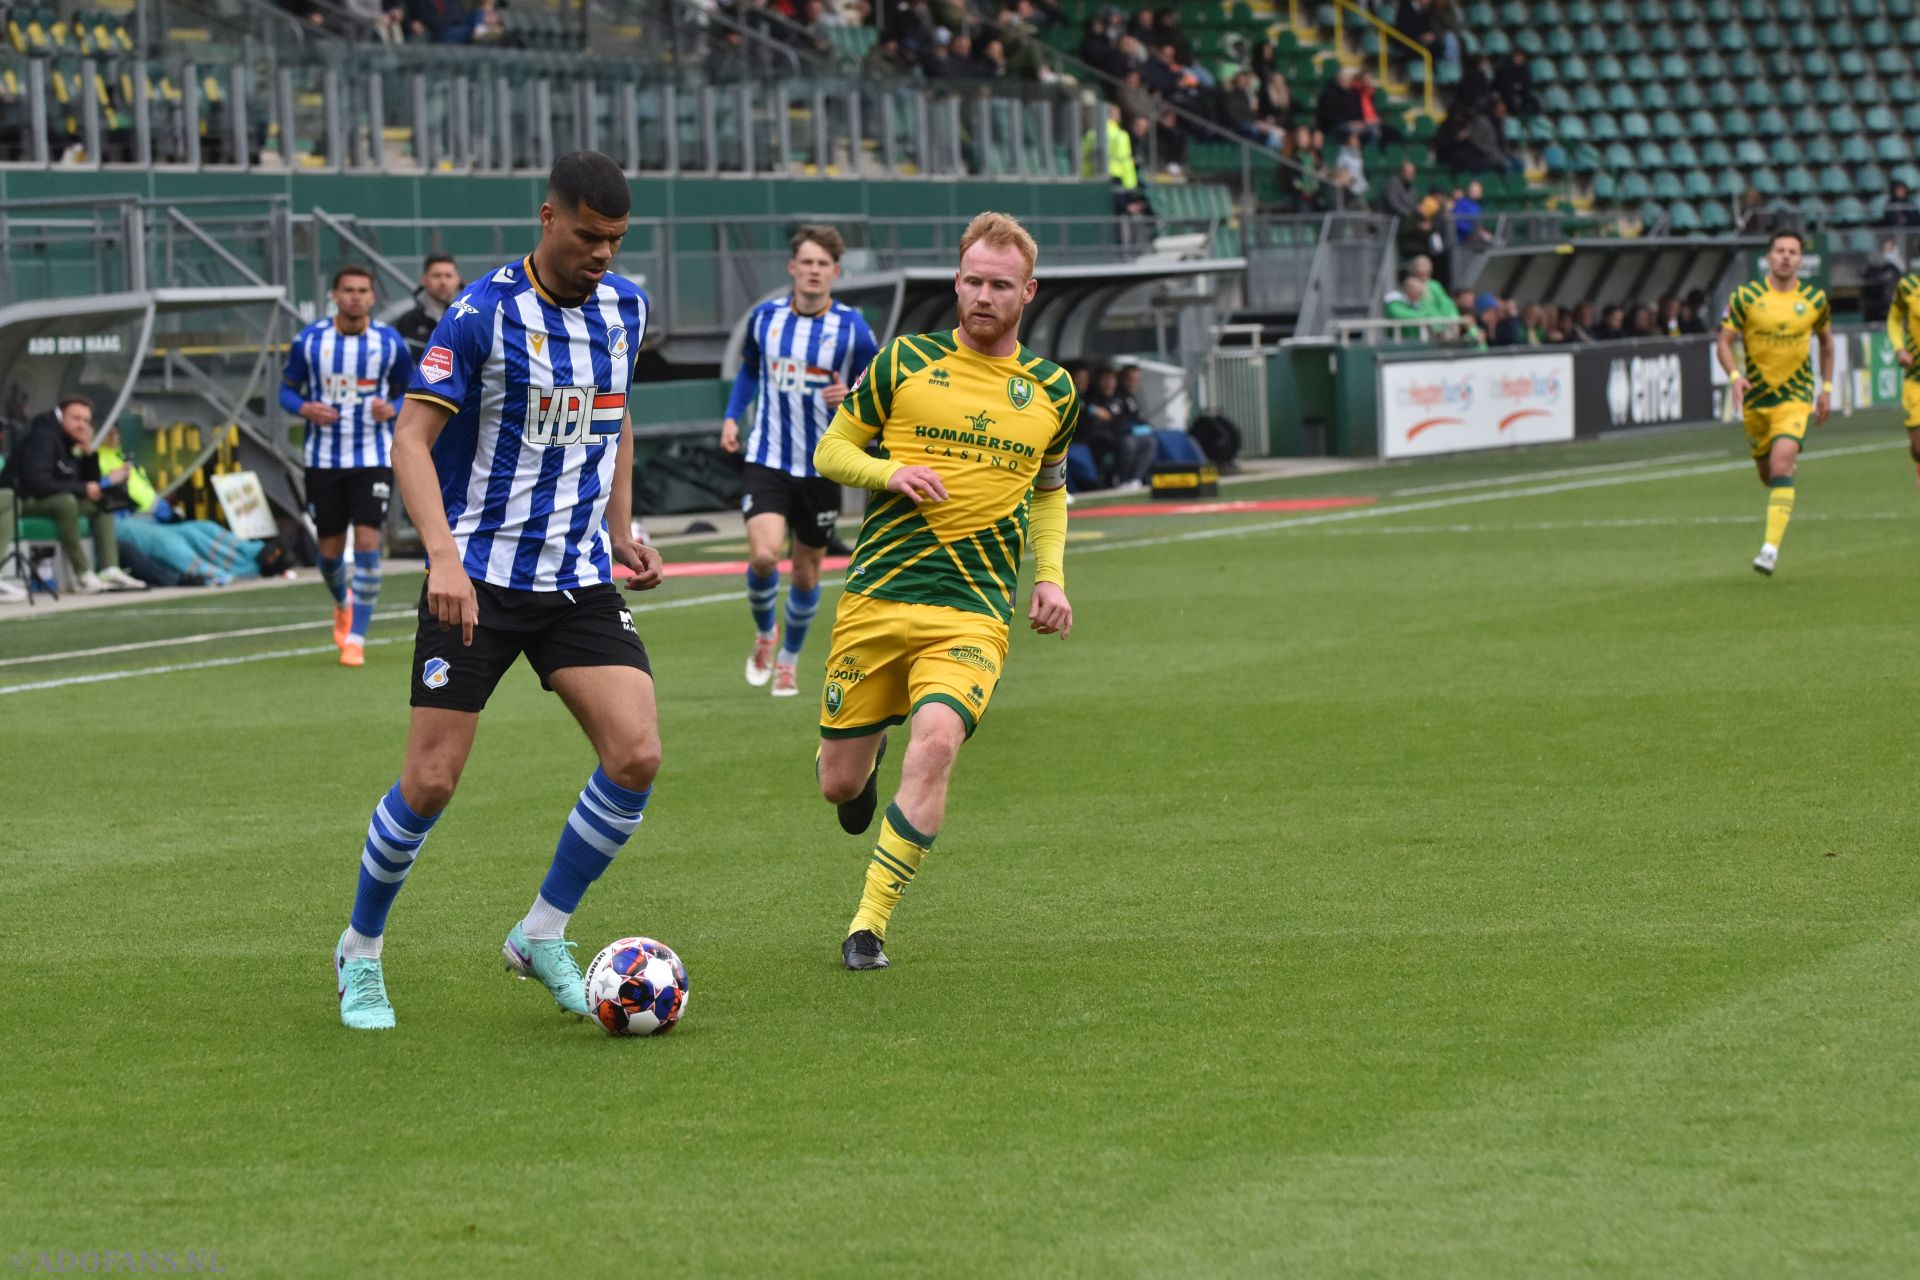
[1753,543,1778,576]
[771,660,799,697]
[745,627,779,687]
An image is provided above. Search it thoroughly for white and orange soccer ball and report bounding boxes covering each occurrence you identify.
[584,937,688,1036]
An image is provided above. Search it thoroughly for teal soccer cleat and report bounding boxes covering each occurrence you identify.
[502,922,590,1017]
[335,931,396,1030]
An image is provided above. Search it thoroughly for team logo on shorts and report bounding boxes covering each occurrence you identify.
[1006,376,1034,411]
[947,645,998,675]
[824,681,845,717]
[422,657,451,690]
[420,346,454,384]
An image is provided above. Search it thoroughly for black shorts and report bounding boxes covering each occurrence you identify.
[410,580,651,713]
[307,466,393,538]
[741,462,842,549]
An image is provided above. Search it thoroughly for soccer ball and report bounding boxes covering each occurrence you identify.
[584,936,688,1036]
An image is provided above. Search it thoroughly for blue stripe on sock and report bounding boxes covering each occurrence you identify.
[781,582,822,658]
[538,768,652,913]
[349,781,441,938]
[747,566,780,634]
[318,555,349,605]
[348,550,381,640]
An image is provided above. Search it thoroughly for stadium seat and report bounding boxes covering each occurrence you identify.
[1779,80,1809,108]
[1843,133,1877,163]
[1658,53,1689,81]
[1814,79,1848,107]
[1857,164,1889,194]
[1707,81,1738,109]
[1700,138,1734,166]
[1591,172,1618,200]
[1578,26,1609,55]
[1751,23,1782,51]
[1698,201,1733,231]
[1605,141,1636,169]
[1741,81,1772,108]
[1605,83,1636,111]
[1836,50,1868,79]
[1674,82,1707,109]
[1756,107,1789,136]
[1531,55,1561,83]
[1834,195,1868,223]
[1542,85,1575,113]
[1558,113,1589,142]
[1638,199,1667,226]
[1784,165,1817,196]
[1621,172,1652,200]
[1589,113,1620,141]
[1646,25,1680,54]
[1876,134,1909,163]
[1767,137,1799,166]
[1652,111,1685,140]
[1735,137,1767,165]
[1668,200,1701,232]
[1683,168,1715,198]
[1889,78,1919,105]
[1592,54,1625,81]
[1750,166,1781,195]
[1643,83,1672,111]
[1684,24,1712,52]
[1667,138,1700,166]
[1716,167,1747,197]
[1723,107,1754,135]
[1570,142,1602,171]
[1827,20,1858,46]
[1625,53,1657,82]
[1621,111,1650,139]
[1653,169,1684,199]
[1576,83,1606,112]
[1829,105,1861,133]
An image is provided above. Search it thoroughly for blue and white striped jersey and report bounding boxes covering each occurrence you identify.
[405,256,650,593]
[725,297,880,478]
[281,320,414,470]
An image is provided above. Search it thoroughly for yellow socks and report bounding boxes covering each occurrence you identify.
[1764,476,1796,549]
[849,803,936,940]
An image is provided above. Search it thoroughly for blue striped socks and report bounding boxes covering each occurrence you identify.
[345,782,441,957]
[348,550,381,646]
[780,582,821,664]
[747,566,780,637]
[527,766,651,938]
[318,554,350,606]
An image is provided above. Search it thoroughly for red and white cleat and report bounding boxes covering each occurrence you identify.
[745,627,779,687]
[771,660,799,697]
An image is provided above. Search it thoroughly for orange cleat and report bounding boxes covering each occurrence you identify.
[333,603,353,650]
[339,642,365,667]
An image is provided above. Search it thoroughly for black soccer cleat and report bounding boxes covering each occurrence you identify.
[836,734,888,835]
[842,929,890,971]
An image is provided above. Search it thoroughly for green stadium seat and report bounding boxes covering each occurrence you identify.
[1724,107,1754,135]
[1576,83,1606,112]
[1674,82,1707,109]
[1810,0,1842,17]
[1653,170,1684,199]
[1696,51,1726,78]
[1686,110,1719,139]
[1668,139,1700,166]
[1700,138,1734,165]
[1703,0,1734,16]
[1857,165,1889,194]
[1876,134,1909,163]
[1836,51,1868,80]
[1716,26,1749,51]
[1605,141,1636,168]
[1707,81,1738,109]
[1546,27,1576,56]
[1560,54,1590,80]
[1902,104,1920,132]
[1826,20,1857,46]
[1902,16,1920,41]
[1652,110,1685,139]
[1570,142,1603,172]
[1558,113,1589,141]
[1683,168,1715,198]
[1668,200,1701,232]
[1531,55,1561,83]
[1767,136,1799,165]
[1829,105,1861,132]
[1467,0,1496,22]
[1889,78,1919,105]
[1779,80,1809,108]
[1591,53,1625,80]
[1673,0,1703,15]
[1636,140,1667,168]
[1698,201,1733,231]
[1620,111,1651,138]
[1859,19,1892,46]
[1646,24,1680,53]
[1785,165,1818,196]
[1735,137,1767,165]
[1752,23,1784,51]
[1814,79,1847,107]
[1684,24,1712,52]
[1542,85,1574,113]
[1833,195,1868,224]
[1780,0,1808,14]
[1529,116,1556,142]
[1741,81,1771,108]
[1481,29,1512,55]
[1643,83,1673,110]
[1729,51,1762,80]
[1633,0,1662,20]
[1567,0,1597,20]
[1638,199,1668,226]
[1625,53,1656,82]
[1604,82,1636,111]
[1716,167,1747,196]
[1798,196,1831,222]
[1591,172,1618,200]
[1536,0,1566,19]
[1841,134,1875,164]
[1589,113,1621,141]
[1578,26,1609,54]
[1620,172,1652,199]
[1600,0,1630,21]
[1750,166,1782,195]
[1497,0,1528,20]
[1890,0,1916,16]
[1739,0,1769,17]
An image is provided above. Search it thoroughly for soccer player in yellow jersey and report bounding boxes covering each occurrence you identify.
[1717,229,1833,576]
[810,212,1079,971]
[1885,262,1920,484]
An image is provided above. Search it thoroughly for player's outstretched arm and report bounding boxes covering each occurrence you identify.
[608,414,664,590]
[392,397,476,645]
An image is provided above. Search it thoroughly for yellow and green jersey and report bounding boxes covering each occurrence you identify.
[1888,273,1920,382]
[1722,277,1831,408]
[832,330,1078,624]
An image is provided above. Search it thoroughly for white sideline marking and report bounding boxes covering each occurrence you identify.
[1311,511,1904,537]
[0,610,416,667]
[1388,449,1725,496]
[3,439,1901,696]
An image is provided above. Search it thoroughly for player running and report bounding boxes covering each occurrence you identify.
[281,266,413,666]
[1717,229,1832,577]
[812,212,1078,971]
[1885,259,1920,485]
[720,225,879,697]
[332,151,667,1030]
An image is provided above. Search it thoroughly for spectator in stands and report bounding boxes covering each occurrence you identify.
[1080,366,1157,490]
[4,395,144,593]
[1381,159,1420,223]
[1142,41,1186,99]
[1278,126,1330,211]
[1426,189,1459,286]
[863,31,912,77]
[1114,366,1162,489]
[1333,127,1369,209]
[1384,272,1432,339]
[1116,67,1157,126]
[1079,9,1126,77]
[395,254,461,358]
[1522,304,1551,345]
[1315,66,1364,138]
[1153,106,1189,176]
[1655,294,1682,337]
[1353,71,1393,146]
[1595,304,1627,341]
[1260,71,1294,128]
[1455,54,1496,114]
[1482,295,1523,345]
[1496,51,1538,119]
[1862,237,1904,324]
[1567,301,1598,342]
[1406,254,1460,326]
[407,0,471,42]
[1152,7,1202,79]
[1221,72,1285,148]
[1677,289,1710,335]
[1626,304,1658,339]
[1736,186,1769,234]
[1453,179,1487,241]
[1393,0,1459,78]
[1885,182,1920,228]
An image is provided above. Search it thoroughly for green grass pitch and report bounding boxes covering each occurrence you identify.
[4,412,1918,1277]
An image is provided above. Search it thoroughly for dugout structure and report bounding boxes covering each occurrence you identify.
[0,286,304,521]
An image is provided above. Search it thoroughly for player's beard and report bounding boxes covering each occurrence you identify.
[961,302,1023,347]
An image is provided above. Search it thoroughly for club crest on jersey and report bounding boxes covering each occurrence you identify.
[1006,376,1034,411]
[524,385,625,445]
[608,326,629,358]
[422,657,450,689]
[420,346,454,384]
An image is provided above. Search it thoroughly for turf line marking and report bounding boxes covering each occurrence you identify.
[0,610,417,667]
[1389,449,1727,496]
[0,588,786,695]
[1310,511,1905,537]
[3,440,1901,695]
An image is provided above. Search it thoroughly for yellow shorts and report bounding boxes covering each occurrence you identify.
[1743,402,1811,458]
[818,592,1009,740]
[1903,379,1920,430]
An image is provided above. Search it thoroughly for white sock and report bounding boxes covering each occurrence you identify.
[342,926,383,960]
[777,648,801,666]
[522,894,571,942]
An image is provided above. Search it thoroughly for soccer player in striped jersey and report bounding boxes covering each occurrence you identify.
[282,266,414,666]
[813,212,1078,971]
[1885,261,1920,484]
[719,224,880,697]
[1717,229,1832,577]
[332,151,668,1031]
